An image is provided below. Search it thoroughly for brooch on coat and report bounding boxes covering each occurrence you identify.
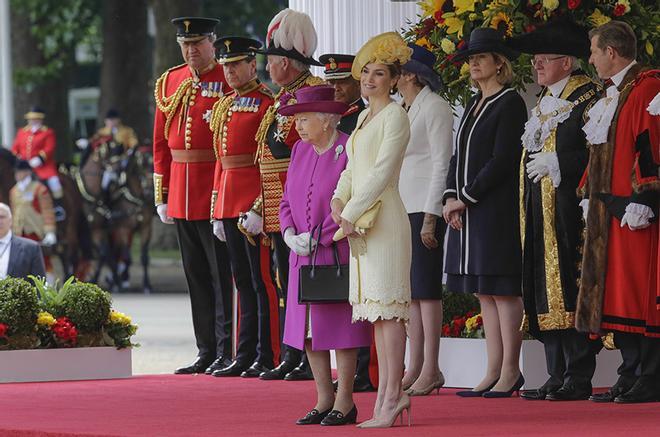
[334,144,344,161]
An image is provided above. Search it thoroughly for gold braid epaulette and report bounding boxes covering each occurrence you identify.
[210,94,236,159]
[154,65,194,140]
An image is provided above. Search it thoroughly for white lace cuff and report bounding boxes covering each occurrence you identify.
[647,92,660,116]
[547,152,561,188]
[625,203,655,220]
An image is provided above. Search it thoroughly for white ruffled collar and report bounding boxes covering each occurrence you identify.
[522,92,574,152]
[582,85,620,145]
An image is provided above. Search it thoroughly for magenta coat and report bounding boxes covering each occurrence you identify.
[280,131,371,351]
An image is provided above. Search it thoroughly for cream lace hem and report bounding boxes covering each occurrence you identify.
[352,300,409,323]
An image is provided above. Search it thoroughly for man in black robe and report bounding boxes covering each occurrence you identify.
[510,20,602,401]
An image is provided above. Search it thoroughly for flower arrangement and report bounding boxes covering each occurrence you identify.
[442,311,485,338]
[0,276,138,351]
[406,0,659,106]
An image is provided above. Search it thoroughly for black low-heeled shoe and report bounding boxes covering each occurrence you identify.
[296,408,332,425]
[456,380,498,397]
[320,405,358,426]
[483,374,525,398]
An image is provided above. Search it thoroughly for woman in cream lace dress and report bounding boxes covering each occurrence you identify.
[331,32,412,429]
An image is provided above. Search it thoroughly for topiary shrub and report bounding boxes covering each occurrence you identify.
[0,277,39,336]
[60,282,112,333]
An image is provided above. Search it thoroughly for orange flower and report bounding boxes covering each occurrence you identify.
[490,12,513,37]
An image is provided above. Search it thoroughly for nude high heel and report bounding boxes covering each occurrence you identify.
[359,395,411,428]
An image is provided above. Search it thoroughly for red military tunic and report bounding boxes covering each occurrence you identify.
[11,126,58,180]
[253,71,324,233]
[210,80,274,219]
[577,66,659,338]
[153,62,227,220]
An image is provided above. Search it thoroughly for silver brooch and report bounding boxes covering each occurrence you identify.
[334,144,344,161]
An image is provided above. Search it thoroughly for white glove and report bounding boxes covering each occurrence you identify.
[620,203,654,231]
[156,204,174,224]
[579,199,589,223]
[42,232,57,246]
[241,211,263,235]
[101,170,117,190]
[212,220,226,241]
[76,138,90,149]
[526,152,561,187]
[283,228,317,256]
[29,157,42,168]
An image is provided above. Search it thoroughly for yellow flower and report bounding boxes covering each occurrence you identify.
[542,0,559,11]
[373,39,413,65]
[415,37,433,51]
[441,38,456,54]
[469,13,478,21]
[646,41,654,56]
[109,310,132,325]
[443,17,465,38]
[453,0,476,16]
[420,0,445,18]
[37,311,56,327]
[460,63,470,77]
[588,9,611,27]
[490,12,513,37]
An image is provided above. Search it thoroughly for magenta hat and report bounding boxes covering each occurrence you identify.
[277,85,349,116]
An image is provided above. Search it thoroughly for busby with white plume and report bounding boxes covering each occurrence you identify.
[260,8,322,66]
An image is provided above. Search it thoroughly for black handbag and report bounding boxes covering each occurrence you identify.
[298,224,349,304]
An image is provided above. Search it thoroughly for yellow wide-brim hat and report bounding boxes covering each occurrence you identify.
[351,32,413,80]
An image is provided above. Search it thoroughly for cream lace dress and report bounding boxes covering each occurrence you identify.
[333,101,412,322]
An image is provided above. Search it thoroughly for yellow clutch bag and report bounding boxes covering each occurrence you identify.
[333,201,382,241]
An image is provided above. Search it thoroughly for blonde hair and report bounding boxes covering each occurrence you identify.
[469,52,514,89]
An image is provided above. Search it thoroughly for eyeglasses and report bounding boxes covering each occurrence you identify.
[530,56,566,67]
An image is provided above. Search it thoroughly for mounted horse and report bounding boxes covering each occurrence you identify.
[77,140,154,293]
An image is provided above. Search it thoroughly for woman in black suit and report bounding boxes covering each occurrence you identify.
[442,28,527,398]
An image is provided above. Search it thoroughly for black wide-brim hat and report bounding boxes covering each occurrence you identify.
[507,19,590,58]
[258,42,323,66]
[453,27,519,62]
[402,43,442,92]
[171,17,219,41]
[215,36,262,64]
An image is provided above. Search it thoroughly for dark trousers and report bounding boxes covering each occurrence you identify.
[175,219,233,360]
[224,218,273,367]
[270,231,302,365]
[542,329,598,388]
[615,332,660,388]
[356,346,372,382]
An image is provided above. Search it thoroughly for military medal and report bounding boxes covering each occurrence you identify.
[201,82,208,97]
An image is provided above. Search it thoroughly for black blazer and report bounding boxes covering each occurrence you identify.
[6,235,46,280]
[444,87,527,276]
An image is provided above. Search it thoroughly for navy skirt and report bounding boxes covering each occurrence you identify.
[409,212,445,300]
[446,273,521,297]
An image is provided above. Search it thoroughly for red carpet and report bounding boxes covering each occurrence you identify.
[0,375,657,436]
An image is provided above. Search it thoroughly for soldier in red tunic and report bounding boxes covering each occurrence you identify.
[152,17,233,375]
[577,21,660,404]
[208,36,277,378]
[240,8,325,381]
[11,107,63,215]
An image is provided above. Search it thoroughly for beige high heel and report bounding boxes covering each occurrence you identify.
[359,395,411,428]
[406,372,445,396]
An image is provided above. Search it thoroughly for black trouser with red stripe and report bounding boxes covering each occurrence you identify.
[175,219,233,361]
[224,218,273,367]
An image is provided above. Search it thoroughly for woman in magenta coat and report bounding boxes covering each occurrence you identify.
[279,86,371,427]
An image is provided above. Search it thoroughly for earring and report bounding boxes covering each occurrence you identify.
[323,126,327,132]
[496,67,501,75]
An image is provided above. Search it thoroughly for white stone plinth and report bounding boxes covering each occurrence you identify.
[0,347,132,383]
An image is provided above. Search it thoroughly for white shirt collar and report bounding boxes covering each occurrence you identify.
[610,60,637,88]
[547,75,571,98]
[17,176,32,192]
[0,231,12,245]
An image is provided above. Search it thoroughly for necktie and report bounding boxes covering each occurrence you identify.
[603,78,614,88]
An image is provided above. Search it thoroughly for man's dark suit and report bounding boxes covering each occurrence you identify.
[5,235,46,279]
